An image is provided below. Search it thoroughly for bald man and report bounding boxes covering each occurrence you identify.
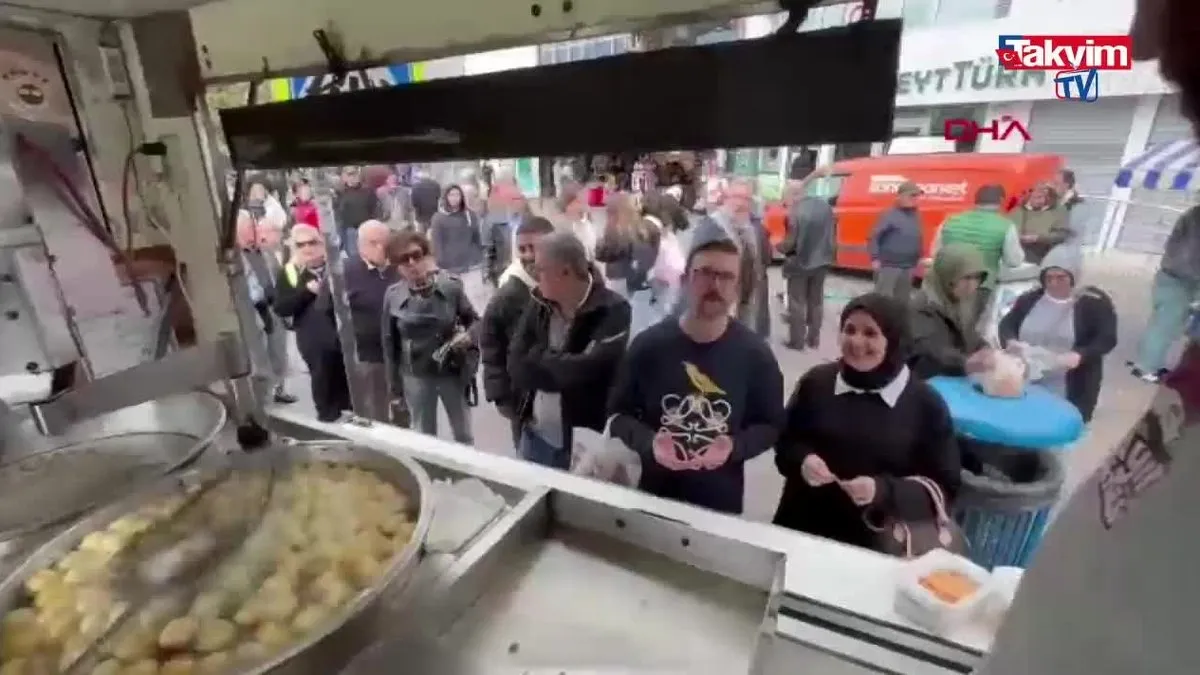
[345,220,401,421]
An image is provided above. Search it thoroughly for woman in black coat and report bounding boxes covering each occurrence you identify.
[773,293,960,550]
[997,246,1117,422]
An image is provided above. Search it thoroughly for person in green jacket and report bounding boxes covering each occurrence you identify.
[930,184,1026,324]
[909,243,995,380]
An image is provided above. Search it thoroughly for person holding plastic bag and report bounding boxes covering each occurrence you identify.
[606,224,784,514]
[909,243,995,380]
[997,245,1117,421]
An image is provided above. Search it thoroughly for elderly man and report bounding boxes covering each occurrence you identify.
[345,220,400,422]
[508,231,631,469]
[238,210,296,404]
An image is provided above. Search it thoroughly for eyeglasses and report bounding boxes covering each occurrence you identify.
[691,267,738,285]
[396,250,426,265]
[294,240,320,248]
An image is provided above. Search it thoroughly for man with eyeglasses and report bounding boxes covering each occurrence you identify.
[608,219,784,514]
[481,216,556,446]
[274,224,352,422]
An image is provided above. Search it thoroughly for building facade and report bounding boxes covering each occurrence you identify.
[743,0,1189,254]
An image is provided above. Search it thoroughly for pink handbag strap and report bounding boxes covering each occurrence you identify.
[905,476,951,526]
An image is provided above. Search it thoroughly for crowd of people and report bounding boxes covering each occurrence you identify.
[226,156,1163,554]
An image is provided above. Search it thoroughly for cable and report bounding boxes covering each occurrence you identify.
[118,137,197,318]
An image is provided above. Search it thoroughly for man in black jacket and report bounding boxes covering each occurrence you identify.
[508,231,631,469]
[481,216,556,445]
[334,166,380,255]
[345,220,400,423]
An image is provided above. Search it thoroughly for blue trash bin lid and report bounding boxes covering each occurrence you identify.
[928,376,1084,449]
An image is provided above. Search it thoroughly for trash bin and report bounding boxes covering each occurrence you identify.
[955,440,1065,569]
[927,376,1084,569]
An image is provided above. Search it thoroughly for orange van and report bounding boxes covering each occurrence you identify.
[763,153,1064,272]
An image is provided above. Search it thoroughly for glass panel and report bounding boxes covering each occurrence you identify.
[538,45,554,65]
[934,0,1002,24]
[568,42,585,62]
[877,0,905,19]
[902,0,940,27]
[805,174,848,198]
[761,147,782,174]
[554,44,570,64]
[834,143,873,161]
[596,38,615,58]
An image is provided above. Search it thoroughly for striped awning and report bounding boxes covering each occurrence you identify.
[1115,139,1200,191]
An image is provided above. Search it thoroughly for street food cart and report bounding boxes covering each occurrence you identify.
[0,0,1019,672]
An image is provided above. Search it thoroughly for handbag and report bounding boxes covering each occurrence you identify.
[864,476,967,559]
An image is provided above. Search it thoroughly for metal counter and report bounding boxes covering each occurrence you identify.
[269,410,986,675]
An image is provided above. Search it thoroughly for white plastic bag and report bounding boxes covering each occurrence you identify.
[570,416,643,488]
[1006,342,1060,383]
[974,351,1028,398]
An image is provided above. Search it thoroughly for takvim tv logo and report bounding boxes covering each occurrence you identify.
[996,35,1132,102]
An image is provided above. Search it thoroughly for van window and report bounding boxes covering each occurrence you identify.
[805,173,848,199]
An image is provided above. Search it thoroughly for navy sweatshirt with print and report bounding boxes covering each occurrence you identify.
[608,319,785,514]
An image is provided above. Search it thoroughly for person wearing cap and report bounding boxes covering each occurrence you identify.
[608,220,784,514]
[930,183,1026,324]
[867,181,924,307]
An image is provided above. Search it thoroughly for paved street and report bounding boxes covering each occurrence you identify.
[275,250,1161,522]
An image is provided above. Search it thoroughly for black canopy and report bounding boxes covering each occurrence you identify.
[220,20,902,169]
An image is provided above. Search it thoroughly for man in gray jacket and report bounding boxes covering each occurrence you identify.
[867,181,924,306]
[778,179,836,350]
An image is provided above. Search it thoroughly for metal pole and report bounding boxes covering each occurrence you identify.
[310,170,368,417]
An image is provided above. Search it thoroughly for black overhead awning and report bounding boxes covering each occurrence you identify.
[219,20,902,169]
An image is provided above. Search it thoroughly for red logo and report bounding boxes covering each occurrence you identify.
[942,117,1031,143]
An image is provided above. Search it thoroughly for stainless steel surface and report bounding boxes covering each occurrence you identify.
[0,440,433,675]
[0,390,226,568]
[1,25,117,375]
[271,412,989,675]
[28,332,247,436]
[343,486,776,675]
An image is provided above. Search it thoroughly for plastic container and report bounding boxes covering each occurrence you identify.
[894,548,991,634]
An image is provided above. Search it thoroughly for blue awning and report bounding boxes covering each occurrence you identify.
[1115,139,1200,190]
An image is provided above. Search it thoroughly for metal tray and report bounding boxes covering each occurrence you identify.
[0,391,227,558]
[0,441,434,675]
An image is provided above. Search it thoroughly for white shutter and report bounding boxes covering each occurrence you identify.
[1118,95,1199,253]
[1025,98,1138,247]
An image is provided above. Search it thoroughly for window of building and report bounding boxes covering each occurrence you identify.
[933,0,1007,24]
[805,174,848,200]
[834,143,873,161]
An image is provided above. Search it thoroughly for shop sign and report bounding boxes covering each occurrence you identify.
[896,57,1047,98]
[868,174,969,202]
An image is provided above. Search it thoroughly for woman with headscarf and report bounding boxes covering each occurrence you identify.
[1010,183,1072,264]
[997,245,1117,421]
[772,293,960,549]
[909,243,995,379]
[429,184,483,274]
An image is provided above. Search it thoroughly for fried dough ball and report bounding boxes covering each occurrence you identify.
[233,641,269,664]
[290,605,328,635]
[157,616,199,650]
[123,660,159,675]
[108,625,155,662]
[160,656,195,675]
[1,609,43,659]
[195,651,229,674]
[193,618,235,653]
[91,660,122,675]
[254,622,292,649]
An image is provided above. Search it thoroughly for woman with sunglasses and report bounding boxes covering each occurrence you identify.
[381,230,480,444]
[274,224,351,422]
[908,243,996,380]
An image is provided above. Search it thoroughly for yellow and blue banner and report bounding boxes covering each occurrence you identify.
[264,63,427,101]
